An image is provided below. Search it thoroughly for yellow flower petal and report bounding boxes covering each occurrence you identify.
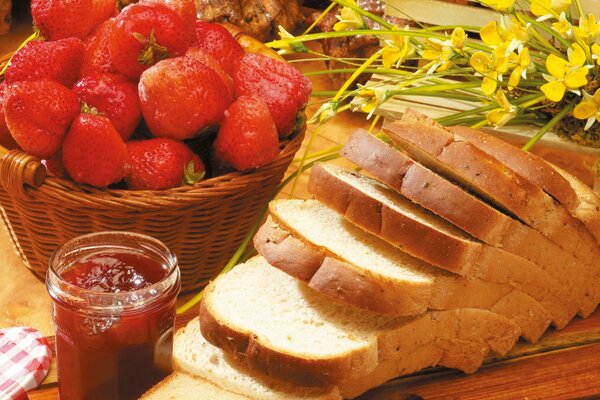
[480,21,503,46]
[593,89,600,104]
[482,76,498,96]
[508,66,523,90]
[568,44,587,67]
[530,0,551,16]
[470,52,492,74]
[564,67,588,89]
[541,80,566,102]
[546,54,567,79]
[451,27,466,49]
[573,101,598,119]
[382,46,402,69]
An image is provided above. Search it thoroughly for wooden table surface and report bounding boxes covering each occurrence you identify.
[2,8,600,400]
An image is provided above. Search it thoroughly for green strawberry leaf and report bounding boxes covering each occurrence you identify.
[183,160,205,185]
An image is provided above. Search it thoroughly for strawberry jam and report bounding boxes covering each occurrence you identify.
[47,232,180,400]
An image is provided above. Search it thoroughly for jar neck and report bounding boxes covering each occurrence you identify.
[46,232,180,316]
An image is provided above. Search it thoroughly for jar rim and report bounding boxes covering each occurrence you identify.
[47,231,180,313]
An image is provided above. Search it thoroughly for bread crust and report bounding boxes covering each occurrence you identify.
[341,129,599,317]
[254,218,431,316]
[199,285,375,387]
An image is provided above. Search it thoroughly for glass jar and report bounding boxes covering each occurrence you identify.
[46,231,180,400]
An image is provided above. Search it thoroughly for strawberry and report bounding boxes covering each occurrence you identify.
[192,22,245,75]
[5,38,85,87]
[141,0,196,40]
[91,0,118,29]
[109,3,191,79]
[232,53,312,137]
[139,56,232,140]
[42,152,68,178]
[80,18,118,77]
[125,138,205,190]
[214,95,279,171]
[0,82,18,149]
[186,48,235,102]
[62,114,128,188]
[4,81,80,159]
[73,74,141,141]
[31,0,95,40]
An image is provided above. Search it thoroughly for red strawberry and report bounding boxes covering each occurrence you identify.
[139,56,232,140]
[214,95,279,170]
[62,114,128,188]
[125,138,205,190]
[73,74,141,140]
[141,0,196,40]
[0,82,18,149]
[31,0,95,40]
[91,0,118,29]
[193,22,244,75]
[5,38,85,87]
[80,18,118,77]
[186,48,235,102]
[4,81,80,158]
[109,3,191,79]
[232,53,312,137]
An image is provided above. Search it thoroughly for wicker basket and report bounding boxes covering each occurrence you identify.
[0,128,304,293]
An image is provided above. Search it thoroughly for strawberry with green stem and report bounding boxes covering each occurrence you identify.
[109,2,191,79]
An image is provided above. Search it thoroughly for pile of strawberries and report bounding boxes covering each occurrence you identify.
[0,0,311,190]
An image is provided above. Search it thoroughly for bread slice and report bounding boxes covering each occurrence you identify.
[199,256,520,389]
[383,110,600,267]
[140,372,252,400]
[173,318,341,400]
[341,128,599,317]
[449,124,600,246]
[255,215,549,342]
[307,163,586,326]
[261,199,573,329]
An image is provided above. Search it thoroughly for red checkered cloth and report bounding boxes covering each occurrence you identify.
[0,327,52,400]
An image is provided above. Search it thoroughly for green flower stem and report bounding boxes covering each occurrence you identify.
[522,98,577,151]
[423,25,482,32]
[333,50,382,102]
[518,13,571,51]
[470,119,488,129]
[175,152,340,315]
[388,81,481,95]
[267,29,492,53]
[311,90,355,97]
[518,94,546,109]
[303,2,337,35]
[333,0,394,30]
[573,0,585,18]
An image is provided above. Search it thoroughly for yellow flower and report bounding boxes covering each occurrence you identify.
[573,89,600,130]
[450,27,467,50]
[350,84,387,118]
[333,0,365,31]
[530,0,572,18]
[573,14,600,44]
[508,47,531,90]
[470,45,510,96]
[551,12,573,39]
[420,39,455,74]
[480,18,528,49]
[479,0,515,11]
[592,43,600,65]
[381,27,414,69]
[541,44,590,102]
[275,26,309,55]
[309,101,338,124]
[487,90,517,127]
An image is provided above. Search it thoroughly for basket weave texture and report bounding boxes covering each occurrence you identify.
[0,129,304,293]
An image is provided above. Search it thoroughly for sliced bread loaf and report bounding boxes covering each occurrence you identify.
[261,199,573,329]
[341,128,599,317]
[198,256,520,388]
[383,110,600,267]
[307,162,586,326]
[173,318,341,400]
[256,215,549,342]
[140,372,251,400]
[449,124,600,246]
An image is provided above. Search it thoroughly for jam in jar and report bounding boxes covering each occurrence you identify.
[46,231,180,400]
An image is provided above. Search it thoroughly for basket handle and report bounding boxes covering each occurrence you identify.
[0,145,47,199]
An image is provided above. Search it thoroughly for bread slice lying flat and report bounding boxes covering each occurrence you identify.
[307,163,586,327]
[262,199,573,329]
[256,213,549,342]
[383,110,600,268]
[449,124,600,247]
[341,129,598,317]
[173,318,341,400]
[199,256,520,391]
[140,372,252,400]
